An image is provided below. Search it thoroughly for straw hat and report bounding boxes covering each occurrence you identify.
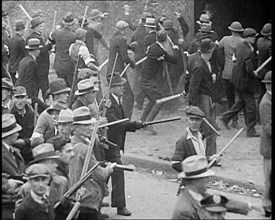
[178,155,215,179]
[58,108,73,123]
[144,17,156,28]
[75,79,99,96]
[25,38,43,50]
[72,106,95,125]
[2,114,22,138]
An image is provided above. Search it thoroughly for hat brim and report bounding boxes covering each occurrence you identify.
[75,87,99,96]
[228,26,244,32]
[2,124,22,138]
[205,206,227,213]
[178,169,215,179]
[29,155,60,165]
[261,31,271,36]
[111,78,127,86]
[144,24,156,28]
[52,87,71,95]
[62,20,75,25]
[29,174,50,179]
[73,119,95,125]
[261,79,272,83]
[25,45,43,50]
[31,20,44,29]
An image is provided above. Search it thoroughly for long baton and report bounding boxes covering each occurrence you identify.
[254,56,272,76]
[19,5,32,20]
[98,58,109,72]
[120,56,147,77]
[208,128,244,168]
[98,118,129,128]
[81,6,89,28]
[158,22,175,47]
[156,92,186,104]
[51,11,57,33]
[202,118,220,136]
[144,116,181,126]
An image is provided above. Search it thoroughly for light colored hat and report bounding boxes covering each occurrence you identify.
[30,143,60,165]
[72,106,95,125]
[196,14,212,25]
[144,17,156,28]
[58,108,73,123]
[13,86,27,97]
[116,20,129,30]
[2,77,14,91]
[243,28,258,38]
[90,9,103,20]
[2,114,22,138]
[48,78,71,95]
[25,38,43,50]
[261,23,272,36]
[228,21,244,32]
[262,71,272,83]
[178,155,215,179]
[25,163,51,179]
[75,79,99,96]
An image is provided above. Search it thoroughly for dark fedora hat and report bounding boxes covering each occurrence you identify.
[228,21,244,32]
[46,101,67,115]
[261,23,272,36]
[108,73,127,87]
[62,12,75,25]
[199,38,215,53]
[48,78,71,95]
[30,17,44,29]
[29,143,60,165]
[25,38,43,50]
[15,20,25,31]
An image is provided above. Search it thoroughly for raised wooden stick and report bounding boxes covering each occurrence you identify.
[81,6,89,28]
[120,56,147,77]
[254,56,272,76]
[19,4,32,20]
[202,118,221,137]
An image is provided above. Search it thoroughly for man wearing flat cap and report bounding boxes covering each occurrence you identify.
[2,114,25,220]
[172,155,261,219]
[107,20,136,120]
[105,73,145,216]
[11,86,35,165]
[49,12,76,87]
[8,20,27,85]
[2,77,14,114]
[259,71,272,217]
[26,17,53,99]
[220,28,260,137]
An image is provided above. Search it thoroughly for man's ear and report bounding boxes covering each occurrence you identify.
[55,150,61,156]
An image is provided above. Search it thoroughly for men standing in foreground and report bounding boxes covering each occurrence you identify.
[105,73,145,216]
[259,71,272,217]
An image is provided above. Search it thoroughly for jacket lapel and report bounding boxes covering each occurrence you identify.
[2,143,19,170]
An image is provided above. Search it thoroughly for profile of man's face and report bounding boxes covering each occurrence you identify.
[14,95,28,110]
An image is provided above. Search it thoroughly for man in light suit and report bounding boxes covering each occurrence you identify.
[259,71,272,217]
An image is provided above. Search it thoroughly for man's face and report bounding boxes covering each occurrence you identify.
[29,176,50,196]
[58,122,72,139]
[35,23,44,34]
[194,176,211,194]
[6,132,19,145]
[54,92,69,103]
[14,95,28,110]
[111,84,124,97]
[57,143,75,165]
[2,88,11,101]
[187,116,203,131]
[79,124,93,138]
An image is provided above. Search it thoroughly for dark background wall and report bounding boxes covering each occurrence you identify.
[194,0,272,39]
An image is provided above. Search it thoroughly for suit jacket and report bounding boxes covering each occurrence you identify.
[105,94,140,157]
[187,54,213,106]
[231,40,258,93]
[144,31,156,50]
[16,55,39,99]
[26,31,52,77]
[256,36,272,79]
[50,27,76,73]
[107,31,135,75]
[259,92,272,158]
[141,42,178,80]
[8,33,26,73]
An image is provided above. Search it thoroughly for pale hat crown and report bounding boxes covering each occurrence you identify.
[72,106,96,125]
[58,108,73,123]
[2,114,22,138]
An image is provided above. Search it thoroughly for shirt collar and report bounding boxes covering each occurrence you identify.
[186,127,202,140]
[30,54,36,61]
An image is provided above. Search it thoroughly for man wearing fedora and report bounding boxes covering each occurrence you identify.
[220,28,260,137]
[8,20,27,85]
[69,106,116,220]
[144,17,157,49]
[255,23,272,123]
[218,21,245,129]
[140,30,179,135]
[107,20,136,120]
[2,114,25,220]
[56,108,74,141]
[11,86,35,165]
[26,16,53,99]
[187,38,218,162]
[16,37,48,114]
[172,155,260,219]
[105,73,145,216]
[15,163,55,220]
[49,12,76,87]
[2,77,14,115]
[31,78,71,143]
[259,71,272,217]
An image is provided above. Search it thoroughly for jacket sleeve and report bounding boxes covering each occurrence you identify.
[119,38,135,68]
[164,48,179,64]
[177,16,189,38]
[244,50,256,78]
[259,101,272,137]
[188,66,203,106]
[171,136,187,172]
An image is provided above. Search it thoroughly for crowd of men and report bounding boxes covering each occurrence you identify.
[2,2,272,220]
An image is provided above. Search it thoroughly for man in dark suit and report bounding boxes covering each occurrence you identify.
[16,38,48,114]
[143,17,157,50]
[105,73,144,216]
[259,71,272,217]
[26,16,52,99]
[8,20,27,85]
[49,13,76,87]
[187,38,218,161]
[107,20,135,120]
[2,114,25,220]
[220,28,259,137]
[140,30,179,135]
